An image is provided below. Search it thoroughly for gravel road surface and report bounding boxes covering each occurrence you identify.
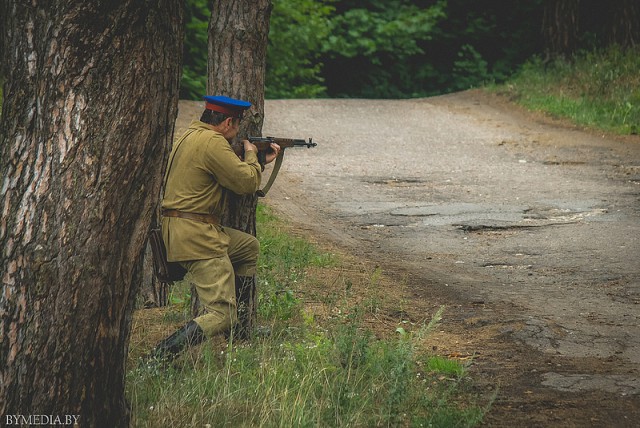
[261,91,640,427]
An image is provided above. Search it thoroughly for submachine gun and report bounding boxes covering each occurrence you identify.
[241,136,317,197]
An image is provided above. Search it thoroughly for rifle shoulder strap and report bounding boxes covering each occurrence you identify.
[256,150,285,197]
[162,128,197,199]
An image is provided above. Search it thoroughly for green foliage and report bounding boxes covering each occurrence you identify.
[180,0,209,100]
[320,0,447,98]
[323,1,444,58]
[425,355,466,377]
[498,46,640,135]
[256,204,335,322]
[180,0,547,99]
[265,0,334,99]
[180,0,637,100]
[451,44,491,91]
[318,0,544,98]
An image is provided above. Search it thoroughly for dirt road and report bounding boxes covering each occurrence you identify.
[177,91,640,426]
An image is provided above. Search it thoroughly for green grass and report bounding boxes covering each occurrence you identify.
[494,46,640,135]
[256,204,336,322]
[126,204,486,427]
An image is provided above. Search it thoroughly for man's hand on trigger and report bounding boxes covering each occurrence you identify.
[241,141,280,164]
[265,143,281,164]
[243,139,257,154]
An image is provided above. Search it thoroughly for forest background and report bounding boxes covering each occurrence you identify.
[181,0,638,101]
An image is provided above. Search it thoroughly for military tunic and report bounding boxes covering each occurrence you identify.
[161,120,261,261]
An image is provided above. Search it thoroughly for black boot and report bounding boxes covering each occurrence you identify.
[147,320,206,363]
[233,276,257,341]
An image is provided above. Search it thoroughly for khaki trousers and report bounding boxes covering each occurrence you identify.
[181,227,259,336]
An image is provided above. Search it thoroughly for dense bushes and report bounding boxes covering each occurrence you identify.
[499,46,640,135]
[182,0,546,100]
[181,1,637,101]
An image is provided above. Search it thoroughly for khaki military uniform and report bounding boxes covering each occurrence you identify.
[161,120,261,335]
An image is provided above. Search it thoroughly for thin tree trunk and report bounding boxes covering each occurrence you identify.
[0,1,183,425]
[543,0,581,57]
[191,0,273,330]
[208,0,272,150]
[208,0,273,235]
[609,0,640,48]
[191,1,272,327]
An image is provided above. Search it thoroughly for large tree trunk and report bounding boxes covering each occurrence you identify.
[0,1,183,426]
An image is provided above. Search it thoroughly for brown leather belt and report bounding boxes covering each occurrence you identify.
[162,209,219,225]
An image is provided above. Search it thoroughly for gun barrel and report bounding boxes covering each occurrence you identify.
[293,138,316,148]
[249,136,317,148]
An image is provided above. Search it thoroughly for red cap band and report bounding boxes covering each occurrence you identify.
[205,102,242,117]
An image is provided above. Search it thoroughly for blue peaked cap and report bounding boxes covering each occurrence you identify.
[203,95,251,119]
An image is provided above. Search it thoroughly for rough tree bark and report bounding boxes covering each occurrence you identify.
[0,1,183,426]
[208,0,273,234]
[190,1,272,328]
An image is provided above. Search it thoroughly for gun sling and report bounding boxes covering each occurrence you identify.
[257,150,284,197]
